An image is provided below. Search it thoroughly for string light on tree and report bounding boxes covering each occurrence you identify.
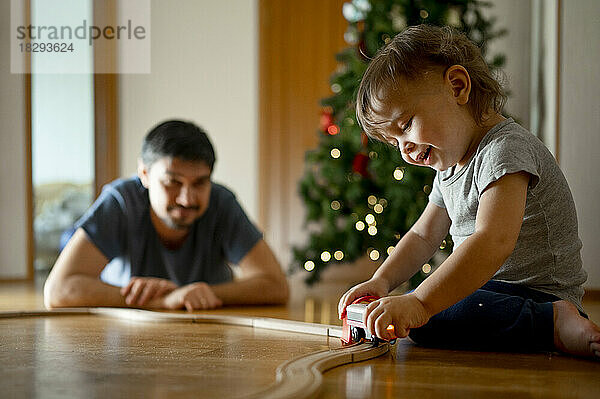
[367,195,377,206]
[355,221,365,231]
[393,168,404,181]
[334,250,344,261]
[387,246,395,255]
[373,204,384,214]
[321,251,331,262]
[331,200,341,210]
[368,225,377,236]
[304,261,315,271]
[365,214,375,225]
[369,249,380,261]
[422,263,432,274]
[331,148,341,158]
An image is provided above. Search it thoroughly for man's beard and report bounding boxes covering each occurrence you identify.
[162,217,192,230]
[163,205,200,230]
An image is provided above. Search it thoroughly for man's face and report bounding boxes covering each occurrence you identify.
[139,157,212,230]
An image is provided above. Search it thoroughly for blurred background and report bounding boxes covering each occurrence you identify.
[1,0,598,297]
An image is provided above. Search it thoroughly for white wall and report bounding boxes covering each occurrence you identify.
[485,0,532,127]
[529,0,559,156]
[560,0,600,289]
[119,0,259,221]
[0,0,29,278]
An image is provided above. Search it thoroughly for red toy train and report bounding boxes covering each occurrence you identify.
[341,295,396,345]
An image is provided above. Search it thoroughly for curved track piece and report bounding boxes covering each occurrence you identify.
[244,342,389,399]
[1,308,390,399]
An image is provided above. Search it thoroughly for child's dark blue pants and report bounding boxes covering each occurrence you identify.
[408,280,587,352]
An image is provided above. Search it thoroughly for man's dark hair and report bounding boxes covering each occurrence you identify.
[141,120,216,170]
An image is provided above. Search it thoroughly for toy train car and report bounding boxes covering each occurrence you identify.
[341,295,396,345]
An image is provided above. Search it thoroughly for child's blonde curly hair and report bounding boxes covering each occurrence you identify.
[356,24,506,140]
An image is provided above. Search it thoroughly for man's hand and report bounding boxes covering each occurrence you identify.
[121,277,178,306]
[162,282,223,311]
[337,277,390,319]
[365,293,432,340]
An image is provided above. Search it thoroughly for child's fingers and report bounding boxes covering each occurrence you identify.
[392,322,410,339]
[374,315,395,340]
[385,323,398,340]
[365,301,384,336]
[339,291,361,318]
[338,292,352,319]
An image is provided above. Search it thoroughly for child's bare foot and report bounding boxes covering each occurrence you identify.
[553,300,600,358]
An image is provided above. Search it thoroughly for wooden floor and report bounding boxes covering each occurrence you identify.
[1,279,599,399]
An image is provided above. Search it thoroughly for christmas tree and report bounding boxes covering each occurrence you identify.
[293,0,506,285]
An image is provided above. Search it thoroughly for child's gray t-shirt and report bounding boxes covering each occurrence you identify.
[75,177,262,288]
[429,118,587,310]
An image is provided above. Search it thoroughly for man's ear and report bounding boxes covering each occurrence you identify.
[445,65,471,105]
[137,159,150,188]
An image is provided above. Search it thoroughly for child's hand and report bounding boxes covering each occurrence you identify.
[338,277,389,319]
[365,293,431,340]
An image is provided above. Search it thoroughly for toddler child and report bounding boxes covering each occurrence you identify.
[338,24,600,358]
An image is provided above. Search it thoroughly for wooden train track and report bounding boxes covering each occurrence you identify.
[1,308,390,399]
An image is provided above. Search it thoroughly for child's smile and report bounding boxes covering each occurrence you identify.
[417,145,433,165]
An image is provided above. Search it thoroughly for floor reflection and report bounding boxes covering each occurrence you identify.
[302,297,341,326]
[344,364,374,399]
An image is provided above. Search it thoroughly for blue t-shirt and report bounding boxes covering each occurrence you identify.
[75,177,262,287]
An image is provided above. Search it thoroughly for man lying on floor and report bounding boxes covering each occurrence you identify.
[45,120,288,310]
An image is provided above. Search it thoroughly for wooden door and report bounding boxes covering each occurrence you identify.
[259,0,347,267]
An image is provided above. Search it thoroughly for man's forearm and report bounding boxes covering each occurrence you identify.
[211,274,289,306]
[44,274,129,308]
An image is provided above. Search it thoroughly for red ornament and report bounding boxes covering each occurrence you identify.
[320,109,334,132]
[327,124,340,135]
[352,152,370,177]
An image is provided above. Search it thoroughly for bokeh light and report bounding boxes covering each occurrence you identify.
[304,261,315,271]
